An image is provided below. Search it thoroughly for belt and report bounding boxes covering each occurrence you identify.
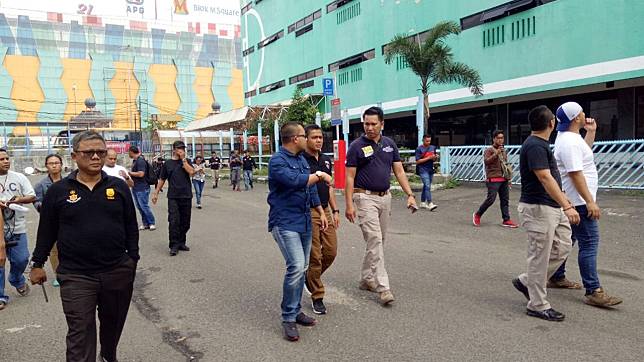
[354,188,389,196]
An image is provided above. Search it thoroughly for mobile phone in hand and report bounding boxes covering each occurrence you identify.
[408,204,418,214]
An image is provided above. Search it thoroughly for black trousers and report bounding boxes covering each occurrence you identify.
[168,198,192,249]
[58,257,136,362]
[476,181,510,221]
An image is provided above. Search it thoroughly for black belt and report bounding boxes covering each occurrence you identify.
[354,188,389,196]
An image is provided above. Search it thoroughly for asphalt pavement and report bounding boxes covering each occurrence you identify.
[1,181,643,361]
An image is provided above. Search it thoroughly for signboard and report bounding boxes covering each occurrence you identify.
[322,78,334,96]
[331,98,341,126]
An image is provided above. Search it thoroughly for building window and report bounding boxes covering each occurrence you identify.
[242,46,255,57]
[289,67,323,85]
[460,0,551,30]
[512,16,536,40]
[338,67,363,86]
[295,24,313,37]
[245,89,257,98]
[328,49,375,72]
[288,9,322,34]
[257,30,284,49]
[241,2,253,15]
[297,80,315,89]
[337,1,361,24]
[382,30,430,55]
[259,80,285,94]
[327,0,355,13]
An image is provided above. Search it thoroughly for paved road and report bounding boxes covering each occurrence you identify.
[2,182,643,361]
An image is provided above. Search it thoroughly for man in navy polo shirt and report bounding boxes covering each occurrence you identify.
[345,106,417,306]
[268,122,332,342]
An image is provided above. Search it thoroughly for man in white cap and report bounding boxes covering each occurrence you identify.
[551,101,622,307]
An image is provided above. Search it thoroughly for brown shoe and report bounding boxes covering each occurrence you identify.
[584,288,623,308]
[358,280,377,292]
[547,278,582,289]
[379,290,395,305]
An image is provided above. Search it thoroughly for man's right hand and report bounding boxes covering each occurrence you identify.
[320,172,332,185]
[29,267,47,285]
[151,192,159,205]
[346,204,356,223]
[586,201,601,220]
[564,207,581,225]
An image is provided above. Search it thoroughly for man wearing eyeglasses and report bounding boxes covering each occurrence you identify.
[29,131,139,361]
[0,148,37,311]
[268,122,331,342]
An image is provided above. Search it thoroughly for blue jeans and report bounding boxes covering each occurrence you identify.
[0,233,29,302]
[271,226,312,322]
[133,188,156,226]
[244,170,254,190]
[192,179,205,204]
[550,205,601,294]
[419,171,433,202]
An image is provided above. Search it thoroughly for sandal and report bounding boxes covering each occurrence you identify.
[547,278,582,289]
[16,284,30,296]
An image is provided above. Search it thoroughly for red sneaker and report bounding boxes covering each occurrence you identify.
[472,212,481,227]
[502,220,519,228]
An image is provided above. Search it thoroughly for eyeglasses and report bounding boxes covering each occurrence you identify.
[46,162,62,165]
[76,149,108,158]
[293,134,306,139]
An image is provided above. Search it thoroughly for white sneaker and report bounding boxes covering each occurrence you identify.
[420,201,429,209]
[428,202,438,211]
[149,225,157,231]
[138,225,148,230]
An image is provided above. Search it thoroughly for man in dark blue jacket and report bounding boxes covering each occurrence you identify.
[267,122,331,342]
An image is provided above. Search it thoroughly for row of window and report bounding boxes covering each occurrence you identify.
[289,67,323,85]
[460,0,555,30]
[288,9,322,33]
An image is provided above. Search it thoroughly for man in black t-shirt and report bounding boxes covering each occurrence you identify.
[242,150,257,191]
[129,145,156,230]
[511,105,580,322]
[208,152,221,188]
[229,150,242,191]
[152,141,195,256]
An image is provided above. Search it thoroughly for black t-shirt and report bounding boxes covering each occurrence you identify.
[304,151,333,209]
[209,157,221,170]
[230,155,242,168]
[131,156,148,192]
[242,156,256,170]
[346,135,401,192]
[159,159,193,199]
[519,135,562,208]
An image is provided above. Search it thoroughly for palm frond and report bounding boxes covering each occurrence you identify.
[383,34,418,65]
[421,21,461,53]
[433,61,483,96]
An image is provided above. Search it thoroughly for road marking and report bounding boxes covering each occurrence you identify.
[5,324,42,333]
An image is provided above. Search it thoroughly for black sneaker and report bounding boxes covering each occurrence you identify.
[295,312,317,326]
[512,278,530,300]
[282,322,299,342]
[312,298,327,315]
[169,248,178,256]
[526,308,565,322]
[178,245,190,251]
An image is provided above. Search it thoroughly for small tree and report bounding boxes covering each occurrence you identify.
[283,87,318,125]
[384,21,483,132]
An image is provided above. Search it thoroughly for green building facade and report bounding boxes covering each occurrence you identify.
[241,0,644,147]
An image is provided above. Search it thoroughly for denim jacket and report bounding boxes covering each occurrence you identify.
[267,147,321,233]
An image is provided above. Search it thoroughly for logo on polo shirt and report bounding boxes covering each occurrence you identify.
[106,188,116,200]
[324,160,331,170]
[66,190,81,203]
[382,146,394,153]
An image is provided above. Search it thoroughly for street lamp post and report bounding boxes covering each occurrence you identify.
[70,84,77,152]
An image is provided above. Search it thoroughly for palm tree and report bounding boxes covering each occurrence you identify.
[384,21,483,132]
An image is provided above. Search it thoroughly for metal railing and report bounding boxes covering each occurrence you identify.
[441,139,644,190]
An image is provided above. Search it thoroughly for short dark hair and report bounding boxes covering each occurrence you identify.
[304,124,322,137]
[362,106,384,122]
[280,122,302,144]
[72,131,105,152]
[45,153,63,165]
[128,145,140,153]
[492,130,504,138]
[422,134,431,140]
[194,155,203,162]
[528,105,554,132]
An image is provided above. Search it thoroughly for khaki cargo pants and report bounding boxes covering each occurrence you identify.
[306,207,338,300]
[517,202,573,311]
[353,192,392,293]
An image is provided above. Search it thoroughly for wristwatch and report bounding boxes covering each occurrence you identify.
[332,209,340,214]
[32,261,44,269]
[315,171,323,180]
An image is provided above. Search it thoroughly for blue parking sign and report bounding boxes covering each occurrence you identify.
[322,78,334,96]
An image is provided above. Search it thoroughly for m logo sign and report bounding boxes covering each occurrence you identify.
[174,0,189,14]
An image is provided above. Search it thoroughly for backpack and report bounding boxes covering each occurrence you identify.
[142,157,158,185]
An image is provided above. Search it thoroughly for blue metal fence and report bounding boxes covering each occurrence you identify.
[441,139,644,190]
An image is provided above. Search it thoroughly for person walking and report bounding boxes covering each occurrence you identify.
[473,130,518,228]
[33,154,65,287]
[229,150,242,192]
[103,149,134,187]
[302,124,340,315]
[0,148,37,310]
[414,135,438,211]
[549,102,622,307]
[128,146,156,231]
[192,156,206,209]
[152,141,195,256]
[242,150,257,191]
[511,105,578,322]
[29,131,139,361]
[345,107,417,306]
[153,157,165,193]
[208,152,221,188]
[268,122,332,342]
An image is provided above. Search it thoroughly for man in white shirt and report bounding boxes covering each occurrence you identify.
[103,149,134,188]
[551,101,622,308]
